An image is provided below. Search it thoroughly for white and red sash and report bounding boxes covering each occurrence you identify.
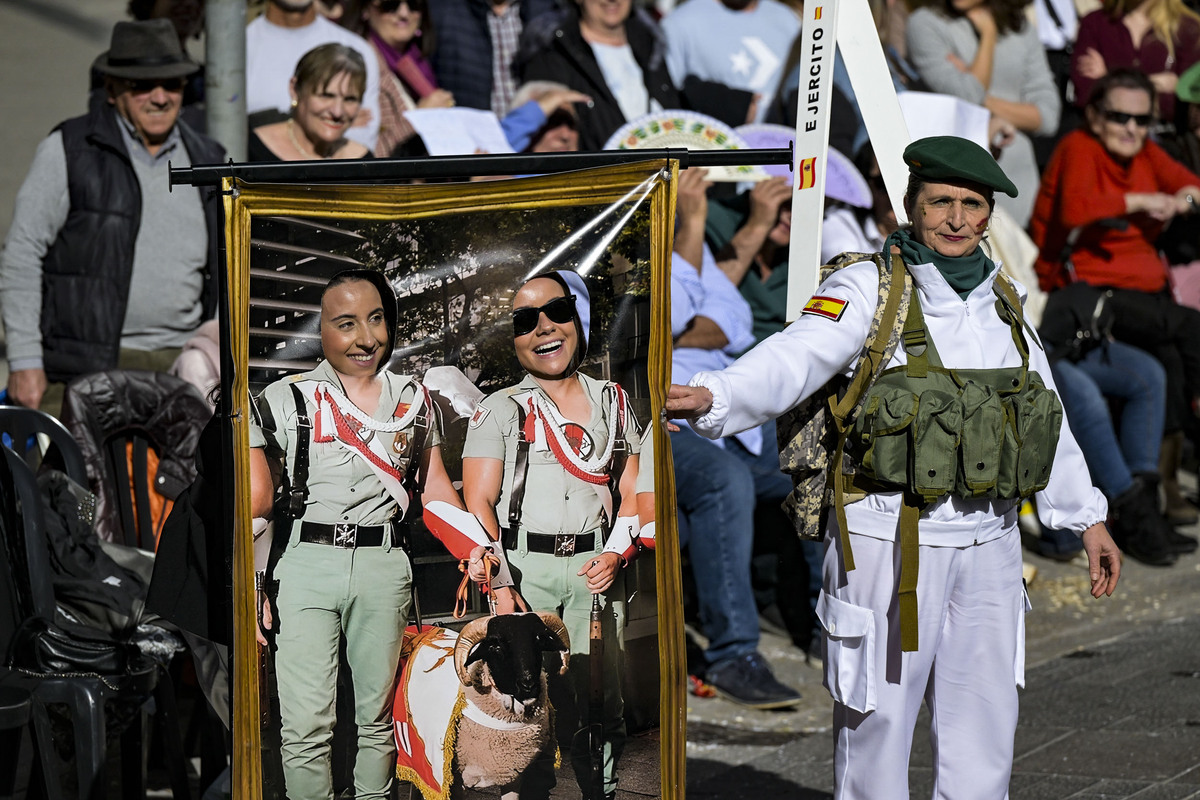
[512,383,628,486]
[294,377,429,518]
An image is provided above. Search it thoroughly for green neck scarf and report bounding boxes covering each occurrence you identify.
[887,228,994,300]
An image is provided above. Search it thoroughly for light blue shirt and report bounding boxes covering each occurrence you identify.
[671,245,760,453]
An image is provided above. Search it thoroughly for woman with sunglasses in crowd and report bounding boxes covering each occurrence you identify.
[1032,68,1200,529]
[461,272,642,800]
[342,0,455,158]
[248,43,372,161]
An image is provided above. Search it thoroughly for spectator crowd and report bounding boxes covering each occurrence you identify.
[3,0,1200,724]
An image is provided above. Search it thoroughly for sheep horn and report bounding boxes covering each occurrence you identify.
[453,615,492,685]
[535,612,571,674]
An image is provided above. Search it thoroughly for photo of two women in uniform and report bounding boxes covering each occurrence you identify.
[224,163,681,800]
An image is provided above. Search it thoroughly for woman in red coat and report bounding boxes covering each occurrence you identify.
[1032,67,1200,522]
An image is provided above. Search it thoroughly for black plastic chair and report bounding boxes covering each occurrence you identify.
[0,446,191,800]
[0,406,88,484]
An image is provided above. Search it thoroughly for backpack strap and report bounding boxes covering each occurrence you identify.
[402,385,434,501]
[283,383,312,519]
[829,251,912,574]
[505,399,534,545]
[993,275,1041,368]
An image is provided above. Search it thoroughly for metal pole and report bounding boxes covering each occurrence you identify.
[206,0,248,161]
[169,146,794,187]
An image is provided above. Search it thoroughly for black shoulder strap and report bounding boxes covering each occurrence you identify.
[284,384,311,518]
[402,386,433,500]
[1040,0,1067,35]
[507,400,531,533]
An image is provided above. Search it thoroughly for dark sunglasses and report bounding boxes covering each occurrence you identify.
[123,77,186,94]
[1103,109,1152,127]
[375,0,425,12]
[512,295,577,337]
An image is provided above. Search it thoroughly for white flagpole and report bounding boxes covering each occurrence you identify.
[786,0,840,323]
[785,0,911,322]
[836,0,911,228]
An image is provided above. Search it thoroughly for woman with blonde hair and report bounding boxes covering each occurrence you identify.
[248,43,372,161]
[1072,0,1200,124]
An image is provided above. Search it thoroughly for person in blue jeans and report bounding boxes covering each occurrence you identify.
[1049,340,1197,565]
[667,168,801,709]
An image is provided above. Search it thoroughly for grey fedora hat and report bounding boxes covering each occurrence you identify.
[92,19,199,80]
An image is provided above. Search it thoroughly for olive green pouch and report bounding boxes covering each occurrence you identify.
[911,389,961,499]
[1007,374,1063,496]
[854,385,918,483]
[957,380,1005,497]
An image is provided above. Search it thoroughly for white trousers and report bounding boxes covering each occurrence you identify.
[820,528,1027,800]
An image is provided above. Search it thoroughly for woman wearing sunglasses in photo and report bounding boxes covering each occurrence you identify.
[1032,67,1200,528]
[461,271,642,800]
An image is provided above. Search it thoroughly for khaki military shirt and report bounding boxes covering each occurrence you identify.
[462,373,640,536]
[250,359,440,526]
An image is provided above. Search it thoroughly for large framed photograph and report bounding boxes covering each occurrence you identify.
[221,161,684,800]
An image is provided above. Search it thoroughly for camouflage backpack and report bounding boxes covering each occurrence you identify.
[775,250,913,560]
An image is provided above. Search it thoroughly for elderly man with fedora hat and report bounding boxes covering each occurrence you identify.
[0,18,225,415]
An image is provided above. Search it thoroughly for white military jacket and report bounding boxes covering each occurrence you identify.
[689,257,1108,547]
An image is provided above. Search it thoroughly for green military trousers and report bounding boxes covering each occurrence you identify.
[509,529,627,800]
[273,537,412,800]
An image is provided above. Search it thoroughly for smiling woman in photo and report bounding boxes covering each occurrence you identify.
[461,271,643,800]
[248,43,373,162]
[249,269,463,800]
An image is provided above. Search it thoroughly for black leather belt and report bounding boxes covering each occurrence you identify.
[526,531,597,557]
[299,521,391,549]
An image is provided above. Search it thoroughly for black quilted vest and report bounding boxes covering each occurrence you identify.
[42,105,224,382]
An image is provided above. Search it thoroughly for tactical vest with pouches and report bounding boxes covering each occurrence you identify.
[777,253,1062,651]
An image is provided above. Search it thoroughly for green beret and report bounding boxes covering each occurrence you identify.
[1178,62,1200,104]
[903,135,1019,198]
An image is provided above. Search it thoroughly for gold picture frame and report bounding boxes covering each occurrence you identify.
[221,160,685,800]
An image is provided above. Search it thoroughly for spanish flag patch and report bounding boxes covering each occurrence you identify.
[802,295,848,321]
[798,157,817,190]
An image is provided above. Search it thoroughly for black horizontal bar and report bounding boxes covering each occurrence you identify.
[169,146,793,188]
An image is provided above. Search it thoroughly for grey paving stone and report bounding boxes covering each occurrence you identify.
[1014,730,1200,781]
[1013,725,1077,760]
[1009,772,1099,800]
[1124,784,1200,800]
